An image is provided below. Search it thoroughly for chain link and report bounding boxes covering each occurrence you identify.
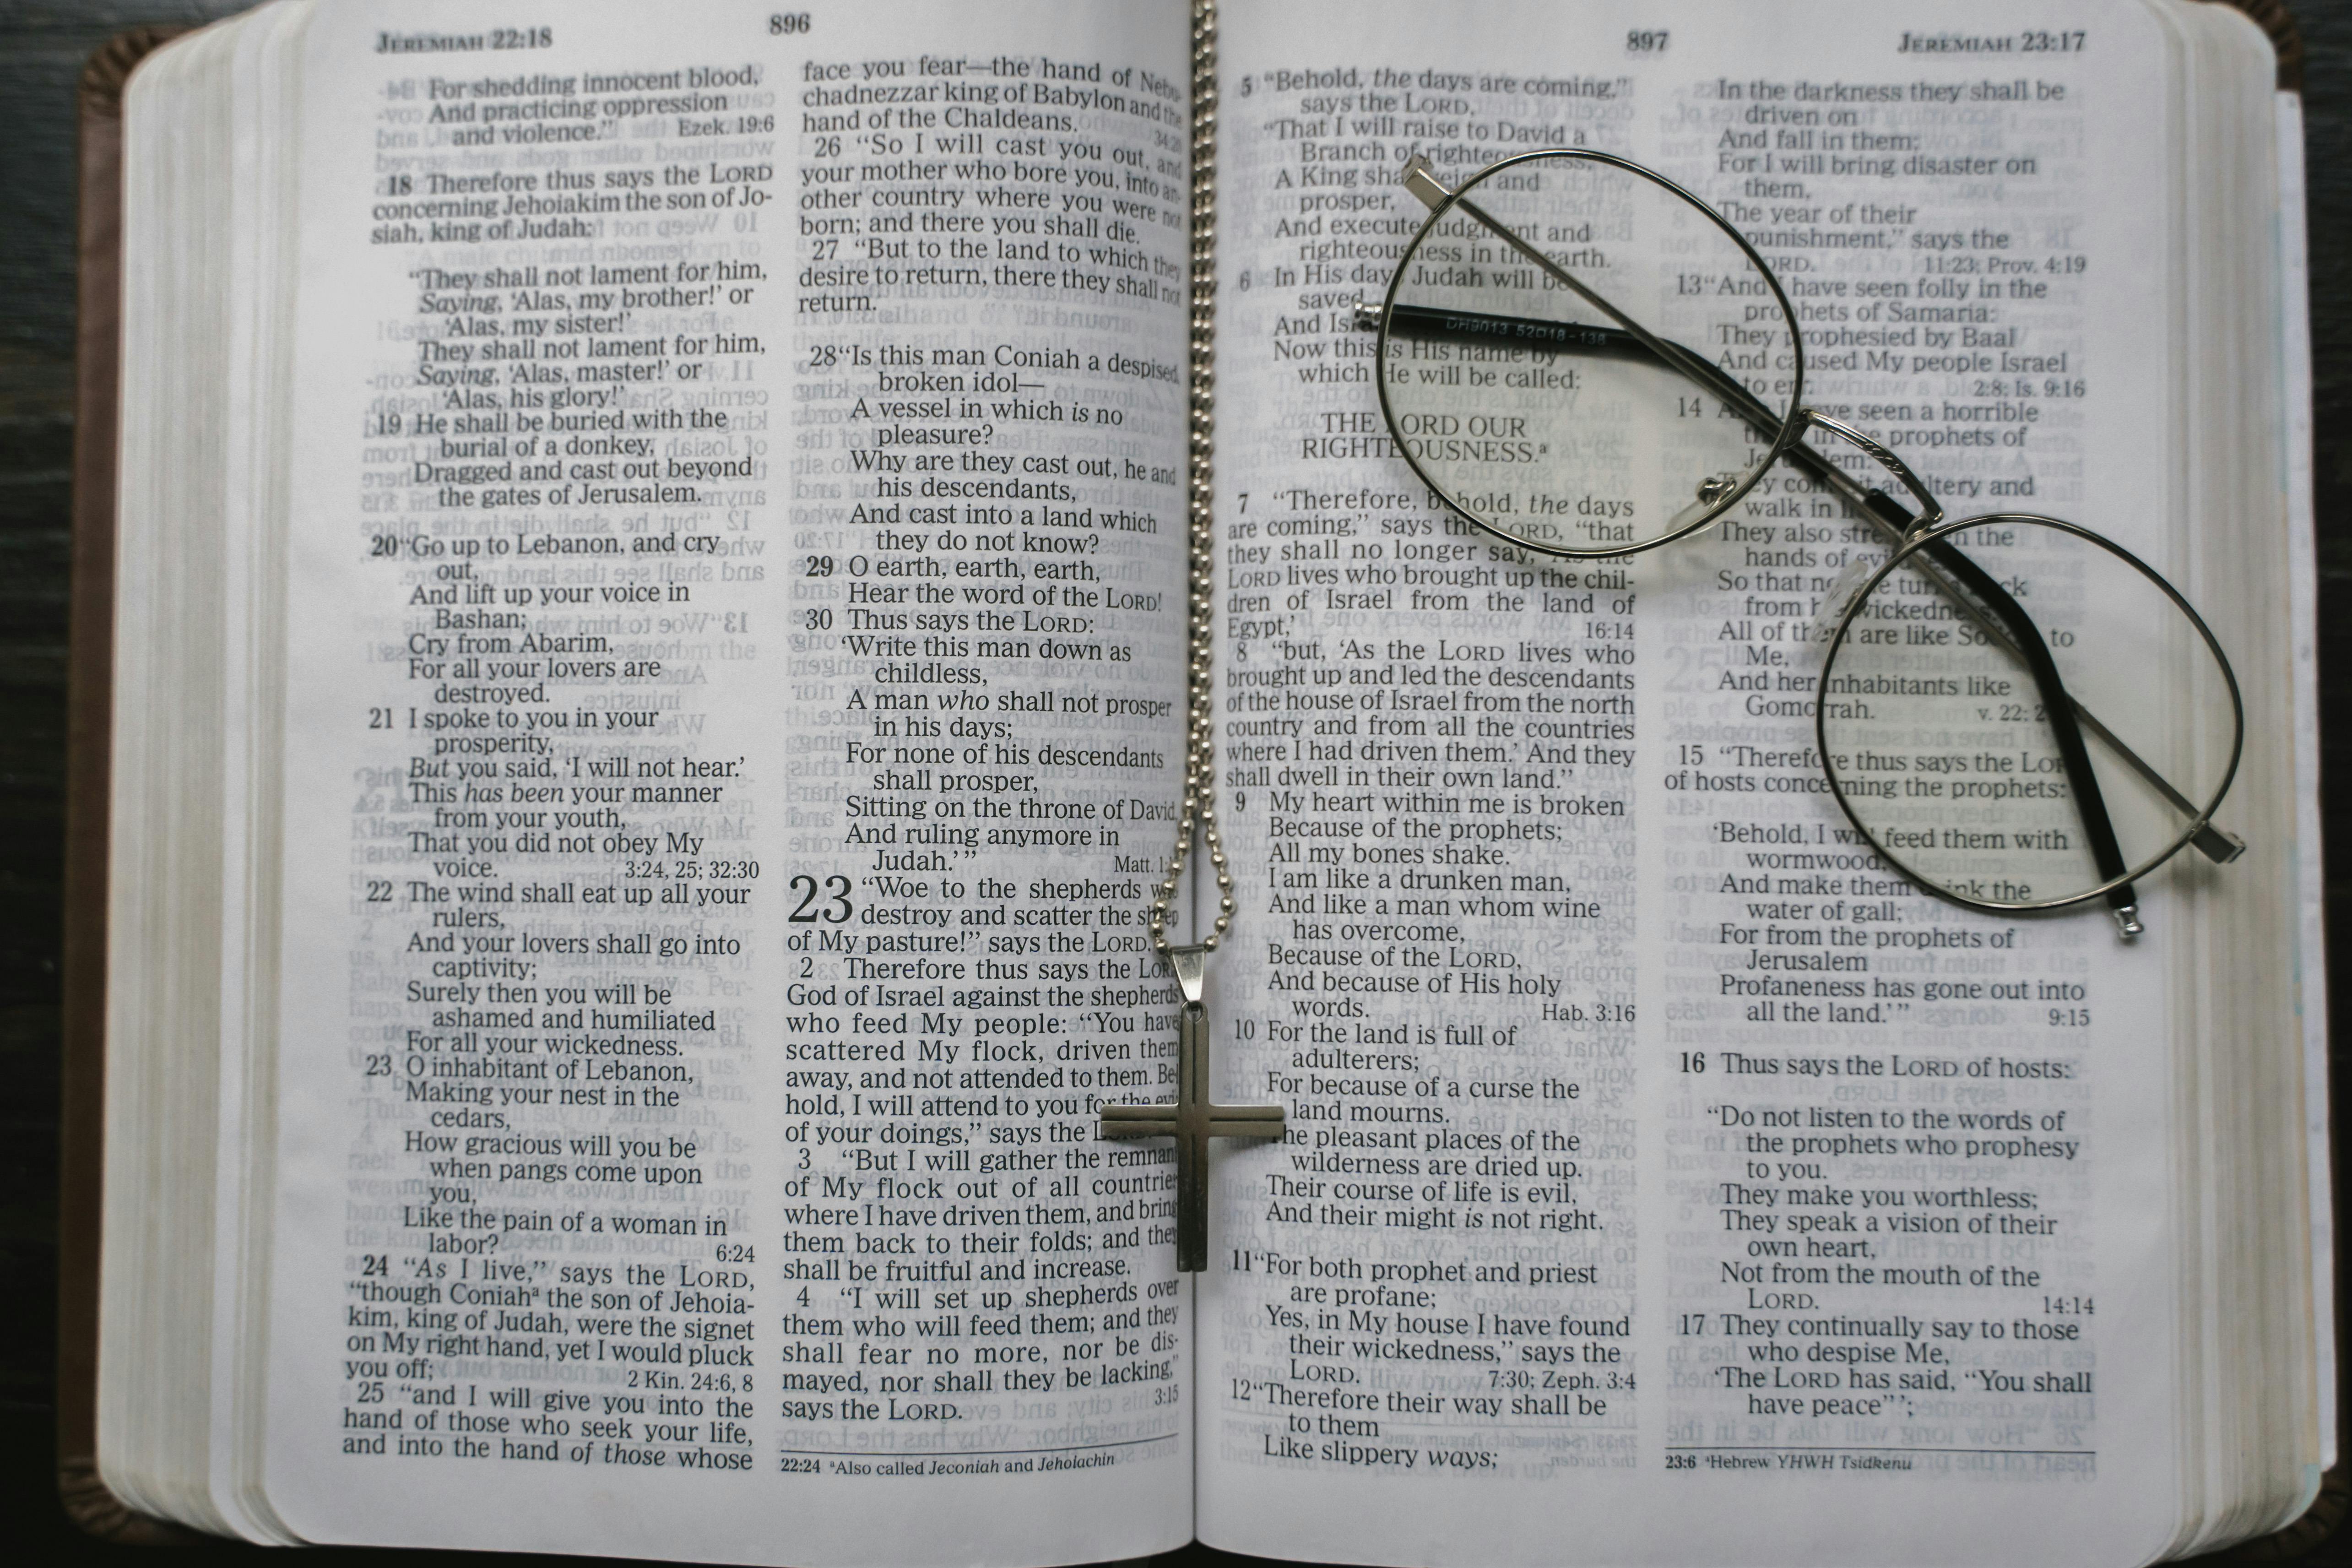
[1150,0,1234,958]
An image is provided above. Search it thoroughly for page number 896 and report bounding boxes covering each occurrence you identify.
[1627,30,1669,52]
[770,12,812,33]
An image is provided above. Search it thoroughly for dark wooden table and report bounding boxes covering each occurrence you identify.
[2,1,2349,1563]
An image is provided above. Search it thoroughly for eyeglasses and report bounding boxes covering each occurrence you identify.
[1356,148,2243,937]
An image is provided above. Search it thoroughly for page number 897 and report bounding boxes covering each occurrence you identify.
[770,12,812,33]
[1627,30,1669,52]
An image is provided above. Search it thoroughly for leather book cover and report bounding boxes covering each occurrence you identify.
[45,1,2332,1557]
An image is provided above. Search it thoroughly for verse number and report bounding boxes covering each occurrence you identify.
[366,880,393,903]
[788,874,853,924]
[1666,1453,1697,1470]
[1627,29,1669,52]
[770,12,812,33]
[1679,1052,1706,1074]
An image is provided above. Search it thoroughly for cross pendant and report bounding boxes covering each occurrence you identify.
[1098,945,1284,1271]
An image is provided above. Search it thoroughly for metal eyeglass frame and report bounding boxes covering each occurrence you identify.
[1355,147,2246,938]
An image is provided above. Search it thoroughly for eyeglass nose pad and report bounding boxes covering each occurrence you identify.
[1667,472,1743,534]
[1812,554,1881,643]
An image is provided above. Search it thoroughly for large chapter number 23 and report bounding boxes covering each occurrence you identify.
[787,874,852,923]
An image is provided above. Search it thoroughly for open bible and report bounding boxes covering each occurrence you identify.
[69,0,2334,1563]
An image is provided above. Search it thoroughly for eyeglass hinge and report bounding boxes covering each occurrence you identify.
[2110,903,2144,941]
[2193,824,2246,864]
[1400,153,1452,211]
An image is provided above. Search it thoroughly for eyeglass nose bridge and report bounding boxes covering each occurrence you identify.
[1796,411,1943,533]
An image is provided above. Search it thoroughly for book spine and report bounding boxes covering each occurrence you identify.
[1191,0,1217,520]
[1151,0,1230,943]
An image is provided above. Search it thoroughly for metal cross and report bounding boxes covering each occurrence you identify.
[1098,945,1284,1271]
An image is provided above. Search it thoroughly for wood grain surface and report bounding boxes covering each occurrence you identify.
[0,2,2343,1562]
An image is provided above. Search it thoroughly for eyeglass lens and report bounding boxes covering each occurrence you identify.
[1819,519,2237,910]
[1378,152,1798,557]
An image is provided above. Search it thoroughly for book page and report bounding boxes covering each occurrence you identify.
[2274,86,2331,1471]
[1199,0,2264,1561]
[260,1,1195,1562]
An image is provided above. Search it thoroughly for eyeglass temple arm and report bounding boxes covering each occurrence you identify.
[1784,418,2140,922]
[1394,157,1949,542]
[1374,165,2243,872]
[1892,510,2141,928]
[1781,415,2134,925]
[1844,488,2239,867]
[1738,396,2220,897]
[1413,186,1752,450]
